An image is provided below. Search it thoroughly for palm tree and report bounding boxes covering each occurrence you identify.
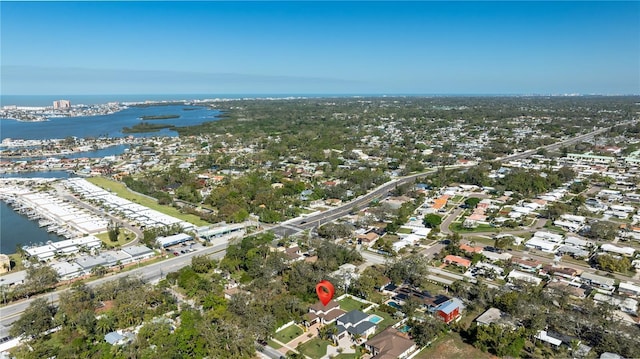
[96,315,115,335]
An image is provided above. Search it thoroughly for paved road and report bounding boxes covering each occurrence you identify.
[498,122,632,162]
[0,241,229,329]
[440,207,464,236]
[269,167,469,238]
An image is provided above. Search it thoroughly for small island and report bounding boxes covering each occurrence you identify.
[139,114,180,120]
[122,122,176,133]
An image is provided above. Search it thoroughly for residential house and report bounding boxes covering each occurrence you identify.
[357,231,380,245]
[483,250,512,263]
[284,246,303,262]
[305,300,346,326]
[545,280,587,299]
[104,331,134,346]
[618,282,640,297]
[434,298,464,324]
[443,255,471,269]
[534,330,562,348]
[365,327,417,359]
[541,265,581,279]
[508,270,543,286]
[600,244,635,257]
[335,310,377,340]
[475,307,516,328]
[593,293,638,314]
[580,272,615,292]
[460,244,483,254]
[511,257,542,272]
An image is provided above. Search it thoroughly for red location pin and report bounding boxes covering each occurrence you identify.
[316,280,335,306]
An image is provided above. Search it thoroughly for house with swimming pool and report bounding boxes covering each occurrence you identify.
[335,310,379,341]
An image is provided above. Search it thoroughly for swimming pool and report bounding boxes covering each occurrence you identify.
[368,315,383,324]
[387,301,402,309]
[399,325,410,333]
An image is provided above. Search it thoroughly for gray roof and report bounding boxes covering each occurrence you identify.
[476,307,514,326]
[338,310,369,326]
[122,245,154,258]
[581,272,615,287]
[350,321,376,335]
[104,331,124,345]
[76,253,118,270]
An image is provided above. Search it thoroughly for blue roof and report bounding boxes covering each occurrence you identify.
[436,299,460,315]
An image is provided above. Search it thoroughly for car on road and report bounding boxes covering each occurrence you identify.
[173,251,179,256]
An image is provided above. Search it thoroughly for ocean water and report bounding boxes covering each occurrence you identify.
[0,93,350,107]
[0,171,73,254]
[1,104,220,141]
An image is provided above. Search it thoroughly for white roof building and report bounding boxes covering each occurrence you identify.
[508,270,542,286]
[564,236,594,248]
[600,244,635,257]
[533,231,564,243]
[560,214,586,223]
[618,282,640,297]
[50,261,84,281]
[483,251,512,262]
[525,237,560,253]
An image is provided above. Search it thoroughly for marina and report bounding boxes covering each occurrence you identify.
[0,178,110,254]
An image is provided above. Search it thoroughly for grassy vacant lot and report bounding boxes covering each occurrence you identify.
[338,296,369,312]
[416,332,494,359]
[267,339,282,349]
[95,229,135,247]
[297,338,329,358]
[273,325,303,344]
[87,176,208,226]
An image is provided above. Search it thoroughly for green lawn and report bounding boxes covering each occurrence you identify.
[370,310,396,334]
[334,347,365,358]
[95,229,135,248]
[451,195,465,203]
[7,253,24,271]
[267,339,282,349]
[450,222,498,233]
[339,296,368,312]
[297,338,329,359]
[397,227,413,234]
[273,325,303,344]
[87,176,208,226]
[420,281,445,295]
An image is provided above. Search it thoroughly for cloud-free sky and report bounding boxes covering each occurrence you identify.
[1,1,638,95]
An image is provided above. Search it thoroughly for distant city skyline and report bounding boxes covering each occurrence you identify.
[2,1,638,95]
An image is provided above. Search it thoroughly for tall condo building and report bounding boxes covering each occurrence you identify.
[53,100,71,109]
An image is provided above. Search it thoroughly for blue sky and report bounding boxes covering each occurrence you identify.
[1,1,638,95]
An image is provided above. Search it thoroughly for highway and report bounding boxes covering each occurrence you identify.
[0,241,229,329]
[498,121,632,162]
